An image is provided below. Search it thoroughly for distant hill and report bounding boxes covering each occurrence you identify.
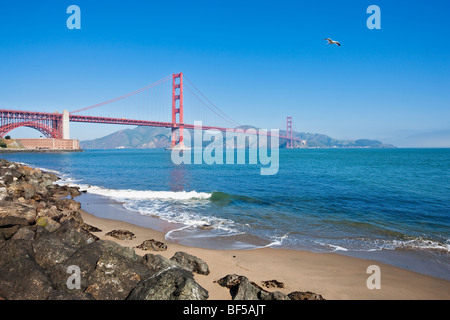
[80,127,171,149]
[80,126,395,149]
[283,131,395,148]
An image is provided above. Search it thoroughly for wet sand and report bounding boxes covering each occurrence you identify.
[78,199,450,300]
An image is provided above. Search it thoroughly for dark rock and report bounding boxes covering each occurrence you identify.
[32,220,99,270]
[288,291,325,300]
[47,290,93,300]
[136,239,167,251]
[0,239,34,268]
[0,216,30,228]
[105,229,136,240]
[261,291,290,300]
[84,251,149,300]
[232,278,269,300]
[128,267,208,300]
[11,227,35,241]
[261,279,285,289]
[0,225,20,240]
[52,220,98,248]
[217,274,249,288]
[170,251,210,275]
[82,223,102,233]
[32,234,78,269]
[96,239,140,261]
[142,253,182,274]
[0,257,53,300]
[217,274,289,300]
[49,240,140,293]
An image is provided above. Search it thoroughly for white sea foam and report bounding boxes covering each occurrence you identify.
[390,237,450,252]
[266,232,290,248]
[81,185,211,201]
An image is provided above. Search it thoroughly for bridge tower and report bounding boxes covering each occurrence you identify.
[286,116,293,148]
[171,72,184,148]
[62,110,70,139]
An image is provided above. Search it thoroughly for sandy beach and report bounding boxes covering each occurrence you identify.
[79,208,450,300]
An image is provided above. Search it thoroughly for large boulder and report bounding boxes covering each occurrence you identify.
[142,253,182,274]
[170,251,210,275]
[128,267,209,300]
[33,234,78,269]
[49,240,144,299]
[84,251,149,300]
[217,274,289,300]
[32,220,98,270]
[0,202,36,224]
[0,239,34,268]
[0,256,53,300]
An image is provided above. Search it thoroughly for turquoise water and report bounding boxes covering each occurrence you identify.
[2,148,449,279]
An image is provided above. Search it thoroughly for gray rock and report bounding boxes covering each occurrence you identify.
[261,291,290,300]
[232,278,269,300]
[51,220,98,248]
[142,253,182,274]
[128,267,208,300]
[84,251,150,300]
[32,220,98,270]
[170,251,210,275]
[217,274,290,300]
[33,234,78,269]
[11,227,35,241]
[217,274,250,288]
[49,240,141,294]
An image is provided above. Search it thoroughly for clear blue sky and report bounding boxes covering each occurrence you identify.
[1,0,449,147]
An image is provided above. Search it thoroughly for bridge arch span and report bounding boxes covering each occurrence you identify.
[0,121,61,139]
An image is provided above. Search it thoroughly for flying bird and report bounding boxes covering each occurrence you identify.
[324,38,341,46]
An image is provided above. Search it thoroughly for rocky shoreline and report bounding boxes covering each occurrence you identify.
[0,159,323,300]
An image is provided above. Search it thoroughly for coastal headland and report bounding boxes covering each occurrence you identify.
[0,158,449,300]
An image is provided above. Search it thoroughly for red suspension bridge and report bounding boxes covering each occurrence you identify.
[0,73,304,148]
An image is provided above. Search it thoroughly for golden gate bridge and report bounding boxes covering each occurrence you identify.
[0,73,303,148]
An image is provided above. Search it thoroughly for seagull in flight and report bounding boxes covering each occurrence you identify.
[324,38,341,46]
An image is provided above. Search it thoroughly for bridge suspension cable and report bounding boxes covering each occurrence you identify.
[184,75,241,128]
[70,74,172,114]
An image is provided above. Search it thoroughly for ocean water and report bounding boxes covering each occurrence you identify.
[2,148,449,280]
